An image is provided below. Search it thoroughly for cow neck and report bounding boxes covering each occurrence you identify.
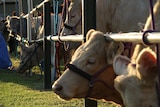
[63,17,81,35]
[66,64,115,97]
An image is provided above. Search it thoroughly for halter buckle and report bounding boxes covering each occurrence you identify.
[89,79,94,87]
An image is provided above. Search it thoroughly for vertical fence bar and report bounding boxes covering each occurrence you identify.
[149,0,160,105]
[44,1,52,89]
[82,0,97,106]
[3,0,6,19]
[27,0,32,42]
[156,45,160,105]
[82,0,96,42]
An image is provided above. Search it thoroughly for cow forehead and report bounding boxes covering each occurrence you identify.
[72,40,106,60]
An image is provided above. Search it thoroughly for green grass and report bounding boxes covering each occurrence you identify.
[0,55,117,107]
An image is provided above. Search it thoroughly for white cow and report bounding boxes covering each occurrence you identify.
[61,0,157,58]
[113,1,160,106]
[132,0,160,62]
[61,0,156,35]
[113,48,159,107]
[52,29,125,106]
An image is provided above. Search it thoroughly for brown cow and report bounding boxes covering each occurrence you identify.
[52,29,125,106]
[113,48,159,107]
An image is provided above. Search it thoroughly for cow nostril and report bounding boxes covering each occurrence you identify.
[52,84,63,92]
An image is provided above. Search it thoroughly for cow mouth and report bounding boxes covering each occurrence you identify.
[55,93,73,100]
[53,87,74,100]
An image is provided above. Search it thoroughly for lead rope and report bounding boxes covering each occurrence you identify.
[148,0,160,106]
[54,0,69,78]
[54,0,61,79]
[55,0,70,78]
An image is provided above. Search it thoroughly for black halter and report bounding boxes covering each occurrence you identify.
[66,63,114,97]
[66,64,92,81]
[63,17,82,35]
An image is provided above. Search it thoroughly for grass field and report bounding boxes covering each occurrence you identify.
[0,55,118,107]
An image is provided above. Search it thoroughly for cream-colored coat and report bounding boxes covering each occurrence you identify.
[61,0,156,35]
[113,48,158,107]
[53,29,125,106]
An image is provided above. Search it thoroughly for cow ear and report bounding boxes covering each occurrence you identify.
[86,29,95,41]
[106,42,124,64]
[113,55,130,75]
[136,48,157,80]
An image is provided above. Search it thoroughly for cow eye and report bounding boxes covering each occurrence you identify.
[88,58,96,64]
[70,15,75,18]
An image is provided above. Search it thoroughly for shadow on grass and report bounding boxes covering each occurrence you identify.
[0,69,46,91]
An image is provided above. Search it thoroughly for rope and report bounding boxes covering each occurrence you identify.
[53,0,62,79]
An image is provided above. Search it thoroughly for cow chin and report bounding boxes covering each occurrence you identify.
[57,94,73,101]
[55,90,87,101]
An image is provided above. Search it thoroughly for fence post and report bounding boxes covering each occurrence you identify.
[82,0,97,106]
[43,1,52,89]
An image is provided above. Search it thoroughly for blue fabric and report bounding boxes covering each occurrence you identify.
[0,32,12,69]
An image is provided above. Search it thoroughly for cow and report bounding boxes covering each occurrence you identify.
[61,0,156,36]
[52,29,125,106]
[131,0,160,62]
[112,1,160,106]
[13,12,80,72]
[15,13,75,82]
[17,42,43,73]
[113,48,159,107]
[61,0,157,58]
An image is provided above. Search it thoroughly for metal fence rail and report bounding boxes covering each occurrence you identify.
[105,32,160,43]
[23,0,49,18]
[45,32,160,43]
[46,34,84,42]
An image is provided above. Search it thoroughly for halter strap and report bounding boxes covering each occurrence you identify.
[66,63,114,97]
[66,64,92,81]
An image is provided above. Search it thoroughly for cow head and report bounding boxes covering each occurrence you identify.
[113,48,158,107]
[61,0,82,35]
[16,42,43,73]
[52,29,124,105]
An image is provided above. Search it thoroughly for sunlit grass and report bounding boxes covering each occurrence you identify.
[0,54,117,107]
